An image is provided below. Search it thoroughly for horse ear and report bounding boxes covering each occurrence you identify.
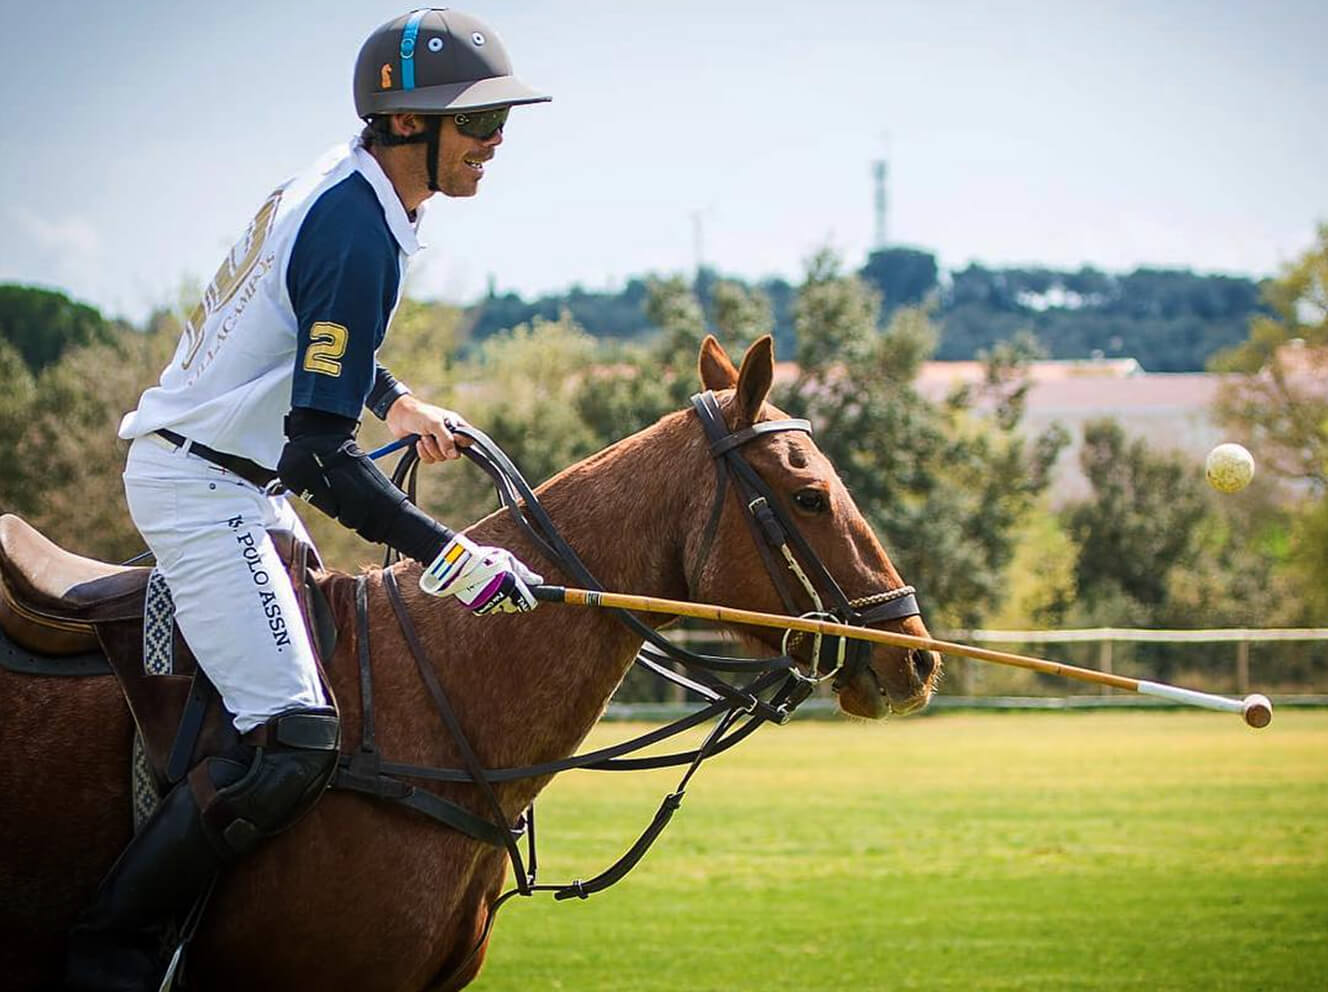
[698,334,739,390]
[735,335,775,423]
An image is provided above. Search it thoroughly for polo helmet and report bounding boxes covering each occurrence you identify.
[354,8,550,119]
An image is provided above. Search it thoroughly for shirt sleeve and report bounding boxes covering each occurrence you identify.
[287,187,401,421]
[367,362,411,420]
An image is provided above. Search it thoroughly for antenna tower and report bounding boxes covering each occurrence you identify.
[872,159,888,250]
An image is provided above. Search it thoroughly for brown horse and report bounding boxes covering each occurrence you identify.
[0,335,939,991]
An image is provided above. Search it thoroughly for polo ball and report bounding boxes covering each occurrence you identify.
[1205,443,1255,493]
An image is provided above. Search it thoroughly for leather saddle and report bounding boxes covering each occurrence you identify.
[0,513,337,788]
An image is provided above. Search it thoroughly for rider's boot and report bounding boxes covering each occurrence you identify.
[62,754,234,992]
[63,707,340,992]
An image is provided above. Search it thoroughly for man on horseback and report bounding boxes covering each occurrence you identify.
[64,9,549,990]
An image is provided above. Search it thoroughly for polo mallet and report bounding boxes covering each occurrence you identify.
[533,586,1274,729]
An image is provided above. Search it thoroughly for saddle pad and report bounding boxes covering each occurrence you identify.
[131,731,162,831]
[143,569,175,676]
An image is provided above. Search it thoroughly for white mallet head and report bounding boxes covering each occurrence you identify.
[1206,443,1255,493]
[1241,693,1273,729]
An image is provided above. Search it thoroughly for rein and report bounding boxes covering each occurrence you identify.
[332,392,923,979]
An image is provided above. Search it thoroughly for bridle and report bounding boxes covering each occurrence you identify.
[331,393,928,983]
[689,390,921,690]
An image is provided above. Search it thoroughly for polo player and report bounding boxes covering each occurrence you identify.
[64,10,549,990]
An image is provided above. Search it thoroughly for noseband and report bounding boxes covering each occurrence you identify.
[688,391,922,691]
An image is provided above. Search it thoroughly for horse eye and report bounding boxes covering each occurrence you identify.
[793,489,829,514]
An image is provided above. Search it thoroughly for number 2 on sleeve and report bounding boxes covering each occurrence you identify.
[303,322,348,377]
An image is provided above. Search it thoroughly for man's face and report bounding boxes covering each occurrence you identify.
[432,115,504,198]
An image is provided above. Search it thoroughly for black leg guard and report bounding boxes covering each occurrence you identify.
[63,707,340,991]
[63,767,231,992]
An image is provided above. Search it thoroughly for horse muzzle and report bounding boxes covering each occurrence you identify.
[829,638,938,719]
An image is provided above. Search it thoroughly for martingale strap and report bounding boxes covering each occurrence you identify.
[332,576,514,851]
[382,569,534,888]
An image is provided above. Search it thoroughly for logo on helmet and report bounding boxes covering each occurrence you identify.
[471,32,485,46]
[380,63,393,89]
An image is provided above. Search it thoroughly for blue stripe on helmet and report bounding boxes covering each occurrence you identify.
[400,10,427,90]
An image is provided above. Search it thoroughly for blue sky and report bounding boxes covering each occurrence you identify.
[1,0,1324,322]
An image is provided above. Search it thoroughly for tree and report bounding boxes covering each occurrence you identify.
[1207,226,1328,667]
[777,249,1066,631]
[1065,419,1208,614]
[0,338,37,513]
[1062,418,1316,682]
[1211,224,1328,491]
[2,310,179,561]
[1286,498,1328,622]
[0,284,117,373]
[980,511,1078,630]
[575,276,777,447]
[859,247,939,311]
[508,248,1065,634]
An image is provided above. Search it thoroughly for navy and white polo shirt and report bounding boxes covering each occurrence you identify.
[120,136,424,469]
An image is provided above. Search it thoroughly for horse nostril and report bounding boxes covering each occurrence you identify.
[910,649,936,682]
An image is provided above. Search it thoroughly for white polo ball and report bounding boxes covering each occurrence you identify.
[1205,443,1255,493]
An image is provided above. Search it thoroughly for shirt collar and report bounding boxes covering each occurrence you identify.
[350,136,425,256]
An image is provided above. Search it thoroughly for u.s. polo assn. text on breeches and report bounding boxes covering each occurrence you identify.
[227,515,292,651]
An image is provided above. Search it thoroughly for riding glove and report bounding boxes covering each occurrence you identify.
[421,534,543,614]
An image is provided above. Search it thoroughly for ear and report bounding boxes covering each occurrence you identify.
[698,334,739,391]
[392,113,425,137]
[734,335,775,423]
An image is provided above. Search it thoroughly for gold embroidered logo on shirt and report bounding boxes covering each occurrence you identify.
[180,188,283,371]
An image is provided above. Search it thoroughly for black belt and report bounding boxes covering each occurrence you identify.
[154,430,280,490]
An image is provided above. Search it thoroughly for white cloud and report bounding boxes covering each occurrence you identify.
[12,206,102,259]
[1,206,108,305]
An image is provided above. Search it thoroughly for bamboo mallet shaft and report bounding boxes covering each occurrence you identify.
[532,586,1272,728]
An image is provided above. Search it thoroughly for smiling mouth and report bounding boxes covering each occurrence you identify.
[463,156,488,175]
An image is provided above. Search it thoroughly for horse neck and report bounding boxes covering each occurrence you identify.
[506,408,710,598]
[385,409,713,803]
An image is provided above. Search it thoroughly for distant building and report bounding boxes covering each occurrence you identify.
[774,356,1232,503]
[920,358,1229,501]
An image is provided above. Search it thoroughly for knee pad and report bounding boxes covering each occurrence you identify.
[189,707,340,859]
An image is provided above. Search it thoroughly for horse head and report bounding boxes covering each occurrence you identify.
[688,334,940,719]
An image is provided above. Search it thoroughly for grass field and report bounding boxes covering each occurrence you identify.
[472,710,1328,991]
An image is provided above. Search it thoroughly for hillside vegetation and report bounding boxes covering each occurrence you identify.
[468,248,1263,373]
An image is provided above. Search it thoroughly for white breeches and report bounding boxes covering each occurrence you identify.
[123,436,327,733]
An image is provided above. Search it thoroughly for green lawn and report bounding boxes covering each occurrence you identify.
[473,710,1328,991]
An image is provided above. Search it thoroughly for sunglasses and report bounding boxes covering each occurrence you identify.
[451,107,509,140]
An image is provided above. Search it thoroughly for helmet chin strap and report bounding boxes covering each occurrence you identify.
[422,115,443,193]
[368,115,445,193]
